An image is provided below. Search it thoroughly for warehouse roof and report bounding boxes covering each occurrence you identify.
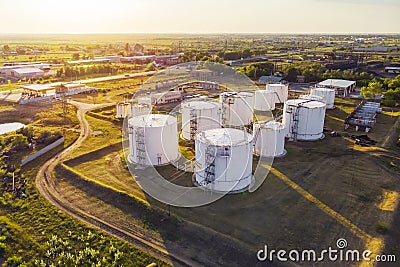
[318,79,356,89]
[12,67,44,74]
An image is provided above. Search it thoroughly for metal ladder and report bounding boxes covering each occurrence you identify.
[135,127,146,165]
[253,125,261,148]
[202,144,216,185]
[189,109,198,146]
[291,107,300,141]
[221,96,234,127]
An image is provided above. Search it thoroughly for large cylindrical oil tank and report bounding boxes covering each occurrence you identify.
[254,90,277,111]
[181,100,221,141]
[220,92,254,127]
[267,84,288,103]
[310,88,335,109]
[253,121,286,157]
[128,114,179,166]
[195,128,253,192]
[283,99,326,141]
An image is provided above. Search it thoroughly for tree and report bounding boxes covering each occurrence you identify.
[285,67,299,82]
[2,44,11,54]
[361,81,383,99]
[133,43,144,53]
[72,53,80,60]
[11,134,28,151]
[388,75,400,89]
[383,87,400,101]
[124,43,131,53]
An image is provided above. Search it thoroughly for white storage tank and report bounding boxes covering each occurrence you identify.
[254,90,277,111]
[253,121,286,157]
[311,88,335,109]
[138,97,152,106]
[283,99,326,141]
[128,114,179,166]
[299,94,324,102]
[267,84,288,103]
[195,128,253,192]
[116,102,129,118]
[130,103,151,116]
[220,92,254,127]
[181,100,221,141]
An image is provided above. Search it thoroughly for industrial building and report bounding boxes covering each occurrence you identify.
[120,55,155,64]
[150,91,182,105]
[317,79,356,97]
[345,102,382,132]
[9,67,44,79]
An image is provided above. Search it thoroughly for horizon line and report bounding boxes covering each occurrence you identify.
[0,32,399,35]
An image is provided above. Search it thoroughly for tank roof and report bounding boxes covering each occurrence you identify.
[257,121,285,130]
[182,100,219,110]
[197,128,252,146]
[312,87,335,92]
[129,114,176,127]
[285,99,326,108]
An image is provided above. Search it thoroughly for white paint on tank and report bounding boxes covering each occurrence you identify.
[131,103,151,116]
[253,121,286,157]
[254,90,278,111]
[195,128,253,192]
[311,87,335,109]
[128,114,179,166]
[283,99,326,141]
[299,94,324,102]
[116,102,130,118]
[220,91,254,126]
[181,100,221,140]
[266,83,288,103]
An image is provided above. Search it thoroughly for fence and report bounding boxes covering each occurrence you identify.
[21,137,65,166]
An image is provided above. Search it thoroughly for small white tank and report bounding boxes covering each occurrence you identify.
[266,84,288,103]
[283,99,326,141]
[181,100,221,141]
[130,103,151,116]
[128,114,179,166]
[311,88,335,109]
[116,102,129,118]
[220,92,254,127]
[195,128,253,192]
[254,90,277,111]
[253,121,286,157]
[138,97,152,105]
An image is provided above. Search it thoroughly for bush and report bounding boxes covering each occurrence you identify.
[375,221,389,234]
[11,134,28,151]
[381,99,396,107]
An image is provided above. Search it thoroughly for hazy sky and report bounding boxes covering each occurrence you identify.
[0,0,399,34]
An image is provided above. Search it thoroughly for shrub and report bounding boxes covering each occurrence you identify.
[375,221,389,234]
